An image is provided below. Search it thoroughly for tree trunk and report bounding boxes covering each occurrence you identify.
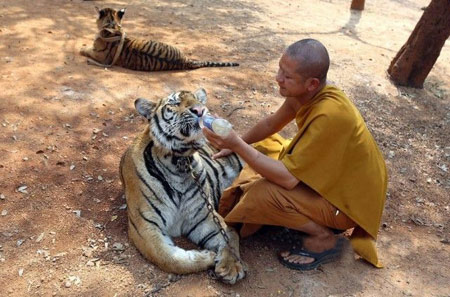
[387,0,450,88]
[351,0,365,10]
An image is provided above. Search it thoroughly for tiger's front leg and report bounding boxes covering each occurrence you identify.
[79,38,108,64]
[79,46,97,61]
[185,209,247,284]
[213,224,248,284]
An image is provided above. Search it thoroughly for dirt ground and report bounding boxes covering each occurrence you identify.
[0,0,449,296]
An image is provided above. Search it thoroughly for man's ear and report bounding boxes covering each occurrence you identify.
[306,78,321,92]
[135,98,156,119]
[194,88,207,104]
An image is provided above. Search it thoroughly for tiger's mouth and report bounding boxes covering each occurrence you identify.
[184,105,207,135]
[175,112,202,138]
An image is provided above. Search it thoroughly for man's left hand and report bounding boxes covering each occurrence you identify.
[202,127,239,152]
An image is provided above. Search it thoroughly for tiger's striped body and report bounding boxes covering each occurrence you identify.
[119,89,246,284]
[80,8,239,71]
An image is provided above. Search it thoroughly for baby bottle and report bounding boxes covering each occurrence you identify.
[199,114,233,137]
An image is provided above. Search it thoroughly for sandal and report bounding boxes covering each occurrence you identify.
[278,237,345,271]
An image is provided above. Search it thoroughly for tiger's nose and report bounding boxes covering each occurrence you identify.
[190,105,206,117]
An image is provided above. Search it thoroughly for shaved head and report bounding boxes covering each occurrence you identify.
[285,39,330,83]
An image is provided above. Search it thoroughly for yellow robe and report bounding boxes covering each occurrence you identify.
[279,85,388,267]
[221,85,387,267]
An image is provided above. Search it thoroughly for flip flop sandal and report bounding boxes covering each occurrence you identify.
[278,237,345,271]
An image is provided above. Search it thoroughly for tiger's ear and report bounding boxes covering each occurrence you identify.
[194,88,207,104]
[95,7,105,19]
[135,98,156,119]
[118,8,126,20]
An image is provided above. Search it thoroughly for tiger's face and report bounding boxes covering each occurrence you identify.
[135,89,208,155]
[95,7,126,32]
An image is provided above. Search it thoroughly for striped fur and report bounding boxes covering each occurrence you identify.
[80,7,239,71]
[119,89,246,284]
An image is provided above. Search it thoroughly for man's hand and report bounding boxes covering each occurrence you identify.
[202,127,240,154]
[212,148,233,159]
[202,127,239,159]
[203,127,299,189]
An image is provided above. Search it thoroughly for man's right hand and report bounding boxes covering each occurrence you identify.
[212,148,233,159]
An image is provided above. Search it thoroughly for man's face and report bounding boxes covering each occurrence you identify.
[276,54,308,98]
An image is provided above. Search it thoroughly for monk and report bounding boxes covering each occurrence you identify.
[203,39,388,270]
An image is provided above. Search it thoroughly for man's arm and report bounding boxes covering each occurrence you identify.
[211,97,298,159]
[241,97,298,144]
[203,128,299,189]
[203,97,301,189]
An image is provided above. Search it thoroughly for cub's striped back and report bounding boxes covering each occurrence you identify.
[117,39,238,71]
[80,7,239,71]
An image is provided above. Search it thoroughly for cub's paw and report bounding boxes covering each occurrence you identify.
[214,247,247,284]
[79,47,93,58]
[79,47,87,56]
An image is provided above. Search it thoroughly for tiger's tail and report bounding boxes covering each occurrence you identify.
[186,60,239,69]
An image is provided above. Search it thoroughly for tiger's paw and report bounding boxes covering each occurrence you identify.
[214,247,247,285]
[195,249,216,267]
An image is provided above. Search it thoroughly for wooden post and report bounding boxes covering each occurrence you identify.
[387,0,450,88]
[351,0,365,10]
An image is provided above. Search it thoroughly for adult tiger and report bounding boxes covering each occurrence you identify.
[80,7,239,70]
[119,88,247,284]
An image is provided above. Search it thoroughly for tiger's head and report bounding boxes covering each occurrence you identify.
[135,89,208,156]
[94,7,126,32]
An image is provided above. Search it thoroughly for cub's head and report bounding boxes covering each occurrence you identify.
[94,7,126,32]
[135,89,208,156]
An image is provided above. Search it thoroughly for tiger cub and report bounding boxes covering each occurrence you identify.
[119,88,247,284]
[80,7,239,71]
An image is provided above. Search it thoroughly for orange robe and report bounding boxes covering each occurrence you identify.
[220,85,388,267]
